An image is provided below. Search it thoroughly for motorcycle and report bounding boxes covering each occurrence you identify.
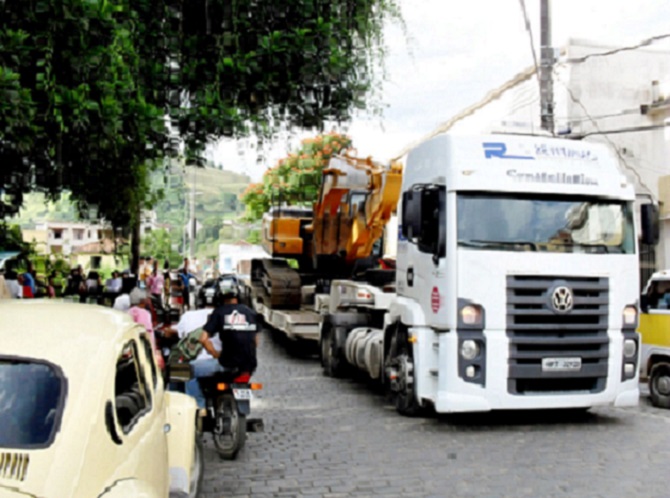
[198,371,264,460]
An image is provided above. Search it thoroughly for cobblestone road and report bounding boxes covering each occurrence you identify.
[201,331,670,498]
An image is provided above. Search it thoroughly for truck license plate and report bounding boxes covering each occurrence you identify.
[542,357,582,372]
[233,389,252,400]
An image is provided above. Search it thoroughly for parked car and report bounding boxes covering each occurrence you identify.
[639,270,670,408]
[0,301,203,498]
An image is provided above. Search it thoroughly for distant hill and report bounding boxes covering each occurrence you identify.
[13,165,252,232]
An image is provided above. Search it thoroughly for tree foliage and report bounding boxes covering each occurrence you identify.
[240,131,352,220]
[0,0,401,228]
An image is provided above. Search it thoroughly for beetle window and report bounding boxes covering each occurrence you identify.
[0,358,65,449]
[114,341,151,432]
[139,335,158,389]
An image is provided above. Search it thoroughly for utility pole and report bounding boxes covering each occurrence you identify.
[540,0,555,134]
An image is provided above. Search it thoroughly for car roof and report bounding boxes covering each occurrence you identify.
[0,301,138,371]
[648,270,670,282]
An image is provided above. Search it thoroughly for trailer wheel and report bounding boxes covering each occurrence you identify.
[386,325,422,417]
[321,322,347,378]
[649,362,670,409]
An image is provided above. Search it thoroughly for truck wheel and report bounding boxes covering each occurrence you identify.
[387,326,422,417]
[649,363,670,409]
[321,323,347,378]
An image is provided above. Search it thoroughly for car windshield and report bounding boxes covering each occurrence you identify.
[457,193,635,254]
[0,359,65,448]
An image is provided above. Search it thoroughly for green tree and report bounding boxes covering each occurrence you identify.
[141,228,181,267]
[1,0,402,248]
[240,131,352,220]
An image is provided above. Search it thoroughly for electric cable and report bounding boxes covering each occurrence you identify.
[565,33,670,64]
[553,70,654,197]
[518,0,542,95]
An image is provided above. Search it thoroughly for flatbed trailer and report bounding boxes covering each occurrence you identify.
[246,279,326,342]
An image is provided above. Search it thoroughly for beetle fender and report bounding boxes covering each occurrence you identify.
[164,391,199,494]
[97,479,160,498]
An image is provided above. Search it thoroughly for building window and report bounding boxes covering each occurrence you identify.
[53,230,63,239]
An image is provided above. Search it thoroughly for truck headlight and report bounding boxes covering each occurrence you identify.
[460,305,483,326]
[623,339,637,358]
[622,306,637,327]
[460,339,480,360]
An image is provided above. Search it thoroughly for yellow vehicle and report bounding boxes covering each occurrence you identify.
[639,270,670,408]
[0,301,203,498]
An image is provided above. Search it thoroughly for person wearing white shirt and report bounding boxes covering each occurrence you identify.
[3,271,22,299]
[176,307,222,361]
[166,304,222,407]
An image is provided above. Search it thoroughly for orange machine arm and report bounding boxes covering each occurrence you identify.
[311,154,403,264]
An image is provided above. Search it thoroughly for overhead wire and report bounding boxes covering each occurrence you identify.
[552,69,655,197]
[565,33,670,64]
[517,0,542,102]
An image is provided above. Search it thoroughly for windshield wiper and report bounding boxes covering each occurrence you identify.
[458,239,538,251]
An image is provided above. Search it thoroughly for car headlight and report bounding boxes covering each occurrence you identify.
[460,339,480,360]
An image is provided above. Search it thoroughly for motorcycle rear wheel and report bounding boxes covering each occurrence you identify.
[212,394,246,460]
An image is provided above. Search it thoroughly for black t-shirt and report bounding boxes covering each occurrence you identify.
[203,304,258,373]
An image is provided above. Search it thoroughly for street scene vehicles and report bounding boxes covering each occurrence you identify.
[0,301,203,498]
[639,269,670,408]
[248,134,658,415]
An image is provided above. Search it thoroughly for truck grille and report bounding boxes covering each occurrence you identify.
[506,275,609,395]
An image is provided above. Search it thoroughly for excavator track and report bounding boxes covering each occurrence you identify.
[251,259,302,309]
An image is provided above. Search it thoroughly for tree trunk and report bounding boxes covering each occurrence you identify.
[131,212,141,276]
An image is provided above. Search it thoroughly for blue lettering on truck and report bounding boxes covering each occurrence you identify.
[483,142,534,160]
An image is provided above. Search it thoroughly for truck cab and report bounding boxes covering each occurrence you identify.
[639,270,670,408]
[391,134,650,413]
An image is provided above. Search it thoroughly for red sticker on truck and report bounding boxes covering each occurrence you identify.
[431,287,440,313]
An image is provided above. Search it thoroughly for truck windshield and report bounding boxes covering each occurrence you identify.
[0,359,65,448]
[457,193,635,254]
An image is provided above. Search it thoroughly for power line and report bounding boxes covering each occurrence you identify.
[570,123,670,138]
[553,71,654,196]
[565,33,670,64]
[518,0,541,95]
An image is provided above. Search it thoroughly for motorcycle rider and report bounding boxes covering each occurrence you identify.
[186,279,259,407]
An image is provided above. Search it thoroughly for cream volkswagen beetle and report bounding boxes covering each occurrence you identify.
[0,301,203,498]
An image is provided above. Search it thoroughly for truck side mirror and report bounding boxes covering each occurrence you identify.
[401,189,422,242]
[433,188,447,265]
[641,203,659,246]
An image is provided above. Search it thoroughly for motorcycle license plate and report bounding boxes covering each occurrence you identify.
[233,389,252,400]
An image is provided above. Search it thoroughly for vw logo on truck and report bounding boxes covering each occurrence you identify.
[550,286,574,313]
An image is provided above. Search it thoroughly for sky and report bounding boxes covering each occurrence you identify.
[208,0,670,181]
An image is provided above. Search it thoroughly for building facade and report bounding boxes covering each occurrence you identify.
[420,38,670,280]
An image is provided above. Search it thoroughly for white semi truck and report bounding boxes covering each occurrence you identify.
[318,134,658,415]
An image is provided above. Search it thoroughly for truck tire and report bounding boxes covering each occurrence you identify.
[649,362,670,409]
[320,322,348,378]
[386,324,422,417]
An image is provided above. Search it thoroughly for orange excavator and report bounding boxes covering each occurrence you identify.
[249,153,403,311]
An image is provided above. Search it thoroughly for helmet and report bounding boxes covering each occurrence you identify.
[217,277,239,299]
